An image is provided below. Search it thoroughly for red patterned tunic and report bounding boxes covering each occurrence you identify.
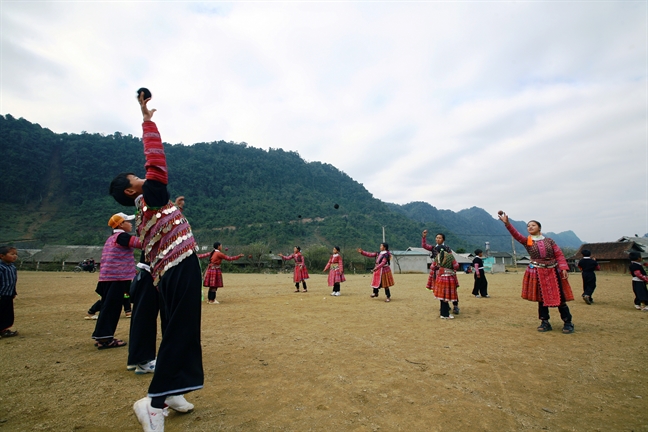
[281,252,310,282]
[421,237,439,290]
[505,223,574,307]
[197,251,242,288]
[323,253,346,286]
[360,250,394,289]
[431,248,459,302]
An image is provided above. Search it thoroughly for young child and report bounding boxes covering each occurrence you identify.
[357,243,394,302]
[280,247,310,292]
[498,211,575,333]
[0,246,19,338]
[323,246,345,296]
[577,249,600,305]
[472,249,489,298]
[422,231,460,314]
[197,242,244,304]
[91,212,141,349]
[109,90,202,431]
[628,252,648,311]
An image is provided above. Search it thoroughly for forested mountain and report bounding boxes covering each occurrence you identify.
[0,114,463,252]
[0,114,582,254]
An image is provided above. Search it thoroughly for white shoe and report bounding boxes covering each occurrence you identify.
[475,295,481,298]
[440,315,454,319]
[166,395,194,413]
[127,364,137,371]
[635,305,642,310]
[331,292,336,296]
[135,359,156,375]
[133,397,167,432]
[335,292,340,296]
[642,307,648,312]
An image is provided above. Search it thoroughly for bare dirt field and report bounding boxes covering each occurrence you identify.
[1,270,646,431]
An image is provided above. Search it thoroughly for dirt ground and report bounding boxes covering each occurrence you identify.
[0,270,646,432]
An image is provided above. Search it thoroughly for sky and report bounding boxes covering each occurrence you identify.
[1,1,646,243]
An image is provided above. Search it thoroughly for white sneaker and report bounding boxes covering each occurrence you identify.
[643,307,648,312]
[440,315,455,319]
[331,292,336,296]
[475,295,481,298]
[133,397,167,432]
[135,359,156,375]
[166,395,194,413]
[127,364,137,371]
[335,292,340,296]
[635,305,642,310]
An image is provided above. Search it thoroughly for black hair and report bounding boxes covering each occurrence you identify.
[109,172,137,207]
[333,246,340,253]
[381,243,389,250]
[629,251,641,261]
[436,233,446,241]
[295,246,301,252]
[0,245,16,255]
[210,242,222,259]
[474,249,483,255]
[581,249,591,257]
[380,243,391,263]
[528,220,542,230]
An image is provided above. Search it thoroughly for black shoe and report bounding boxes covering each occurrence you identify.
[583,295,592,305]
[537,320,552,332]
[453,306,460,315]
[562,322,575,334]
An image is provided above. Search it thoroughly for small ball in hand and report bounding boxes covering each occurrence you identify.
[498,210,504,216]
[137,87,152,100]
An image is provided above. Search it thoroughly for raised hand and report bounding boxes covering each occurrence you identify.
[138,90,156,121]
[497,210,509,225]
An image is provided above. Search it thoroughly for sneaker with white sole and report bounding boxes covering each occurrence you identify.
[440,315,454,319]
[133,397,167,432]
[330,292,336,296]
[166,395,194,413]
[127,364,137,371]
[635,305,642,310]
[135,360,156,375]
[335,292,340,296]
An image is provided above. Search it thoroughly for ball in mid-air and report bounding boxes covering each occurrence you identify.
[334,204,339,209]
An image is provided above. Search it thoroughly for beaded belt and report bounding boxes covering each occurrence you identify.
[530,261,557,269]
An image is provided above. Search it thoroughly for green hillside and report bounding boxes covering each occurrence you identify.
[0,114,470,253]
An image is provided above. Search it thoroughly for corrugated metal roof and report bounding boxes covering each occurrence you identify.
[28,245,104,263]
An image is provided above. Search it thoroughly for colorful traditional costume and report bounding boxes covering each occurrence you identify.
[505,223,574,326]
[134,120,204,400]
[198,250,242,288]
[281,251,309,291]
[92,229,142,344]
[324,253,346,295]
[360,250,394,300]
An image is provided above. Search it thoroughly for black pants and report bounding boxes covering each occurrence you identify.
[128,270,163,366]
[148,254,204,398]
[333,283,340,293]
[0,296,15,331]
[92,280,130,340]
[538,302,572,323]
[88,297,131,315]
[295,282,307,290]
[440,301,450,317]
[372,287,391,298]
[581,273,596,298]
[472,276,488,296]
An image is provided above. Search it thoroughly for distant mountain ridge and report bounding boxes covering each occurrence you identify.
[0,114,582,253]
[386,201,583,251]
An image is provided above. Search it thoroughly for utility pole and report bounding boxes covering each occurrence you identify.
[382,226,386,243]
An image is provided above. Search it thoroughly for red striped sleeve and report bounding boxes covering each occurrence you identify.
[142,121,168,184]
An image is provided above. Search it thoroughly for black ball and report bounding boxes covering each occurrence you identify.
[334,204,339,209]
[137,87,152,100]
[298,215,302,218]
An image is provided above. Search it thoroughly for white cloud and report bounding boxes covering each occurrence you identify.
[1,1,645,242]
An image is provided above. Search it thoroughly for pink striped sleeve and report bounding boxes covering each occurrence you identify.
[142,121,168,184]
[505,223,527,246]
